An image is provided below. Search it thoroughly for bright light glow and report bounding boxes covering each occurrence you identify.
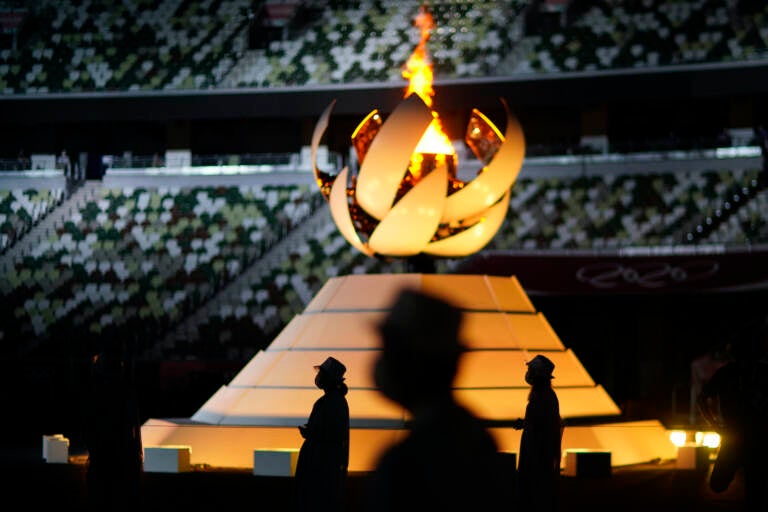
[351,109,380,140]
[699,431,721,449]
[414,119,456,156]
[669,430,687,447]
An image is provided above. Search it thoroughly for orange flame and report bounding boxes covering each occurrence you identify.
[403,5,435,107]
[402,5,455,165]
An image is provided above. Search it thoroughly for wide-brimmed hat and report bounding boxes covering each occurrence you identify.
[314,356,346,383]
[526,354,555,378]
[377,288,465,357]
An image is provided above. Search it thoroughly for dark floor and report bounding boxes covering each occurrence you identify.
[2,436,747,512]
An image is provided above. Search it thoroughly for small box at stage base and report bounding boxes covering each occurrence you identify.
[144,446,192,473]
[564,449,611,477]
[253,449,300,477]
[42,434,70,463]
[676,444,710,470]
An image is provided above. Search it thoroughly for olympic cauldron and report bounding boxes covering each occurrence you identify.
[310,92,526,259]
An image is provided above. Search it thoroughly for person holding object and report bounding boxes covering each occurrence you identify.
[513,354,563,512]
[293,356,350,512]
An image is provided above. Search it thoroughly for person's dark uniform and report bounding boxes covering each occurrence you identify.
[366,289,509,512]
[697,317,768,511]
[513,354,563,512]
[293,356,350,512]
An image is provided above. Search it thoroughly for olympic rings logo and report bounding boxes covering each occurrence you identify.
[575,260,720,289]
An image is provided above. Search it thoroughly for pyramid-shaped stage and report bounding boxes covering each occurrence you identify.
[141,273,676,471]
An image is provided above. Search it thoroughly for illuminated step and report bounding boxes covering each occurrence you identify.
[268,310,565,351]
[225,348,596,390]
[192,384,619,427]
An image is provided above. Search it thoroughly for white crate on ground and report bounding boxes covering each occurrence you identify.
[253,449,300,477]
[144,445,192,473]
[42,434,69,463]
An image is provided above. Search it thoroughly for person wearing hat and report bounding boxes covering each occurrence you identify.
[293,356,350,512]
[365,288,509,511]
[512,354,563,512]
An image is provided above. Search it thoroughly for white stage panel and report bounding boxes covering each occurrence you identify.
[268,316,313,349]
[253,350,378,389]
[191,385,248,424]
[456,385,622,421]
[214,388,405,427]
[455,349,596,388]
[461,311,564,350]
[421,274,535,312]
[271,311,387,350]
[228,350,283,388]
[306,274,422,311]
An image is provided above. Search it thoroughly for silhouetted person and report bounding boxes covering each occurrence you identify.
[366,288,509,512]
[513,354,562,512]
[697,315,768,512]
[16,149,29,170]
[293,356,350,512]
[84,343,143,511]
[57,149,71,176]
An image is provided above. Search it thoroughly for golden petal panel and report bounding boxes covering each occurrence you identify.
[441,101,525,223]
[368,162,447,256]
[425,189,510,256]
[328,166,374,257]
[354,93,435,221]
[311,99,337,200]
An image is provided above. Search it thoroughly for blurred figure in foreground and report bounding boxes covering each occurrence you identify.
[84,342,143,511]
[690,343,732,425]
[697,315,768,512]
[513,354,563,512]
[293,356,350,512]
[366,288,509,512]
